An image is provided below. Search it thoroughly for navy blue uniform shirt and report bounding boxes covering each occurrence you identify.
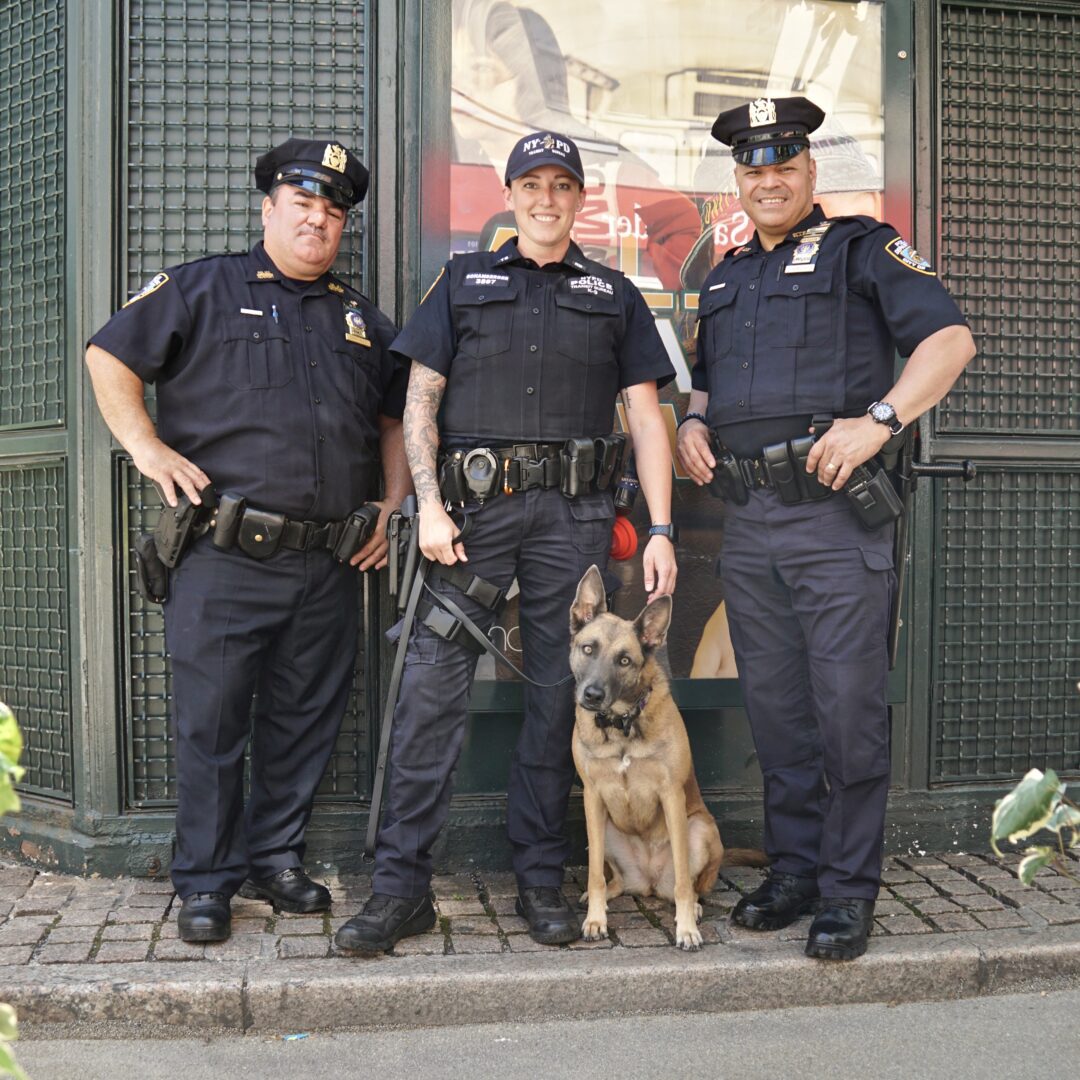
[691,205,968,455]
[91,242,407,520]
[391,237,674,445]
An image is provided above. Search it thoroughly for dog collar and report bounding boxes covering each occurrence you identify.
[595,689,651,738]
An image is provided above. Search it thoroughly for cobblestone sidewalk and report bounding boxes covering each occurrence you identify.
[2,849,1077,968]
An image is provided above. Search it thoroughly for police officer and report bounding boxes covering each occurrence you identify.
[85,139,410,942]
[677,99,976,960]
[335,131,678,953]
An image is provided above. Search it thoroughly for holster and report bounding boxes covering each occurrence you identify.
[332,504,381,562]
[594,433,626,491]
[560,437,595,498]
[707,436,749,505]
[438,451,469,504]
[152,484,216,568]
[133,532,169,605]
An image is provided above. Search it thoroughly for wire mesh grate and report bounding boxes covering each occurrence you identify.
[0,1,65,429]
[938,4,1080,434]
[0,463,72,798]
[931,468,1080,782]
[121,1,372,806]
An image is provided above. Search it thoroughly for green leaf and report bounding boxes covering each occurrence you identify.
[991,769,1064,854]
[0,1005,15,1041]
[0,1042,29,1080]
[0,704,23,816]
[1046,802,1080,834]
[1018,846,1057,886]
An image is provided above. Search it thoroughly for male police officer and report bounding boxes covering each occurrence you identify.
[677,99,976,960]
[335,131,678,953]
[85,139,410,942]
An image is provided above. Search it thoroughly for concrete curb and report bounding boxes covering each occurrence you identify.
[8,925,1080,1033]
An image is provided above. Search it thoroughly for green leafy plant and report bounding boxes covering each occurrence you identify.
[0,702,29,1080]
[991,768,1080,886]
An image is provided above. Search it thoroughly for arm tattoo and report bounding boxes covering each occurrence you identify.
[403,362,447,506]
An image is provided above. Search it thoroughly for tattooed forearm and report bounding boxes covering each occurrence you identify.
[404,362,447,507]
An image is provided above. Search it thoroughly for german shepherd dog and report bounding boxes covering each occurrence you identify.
[569,566,767,950]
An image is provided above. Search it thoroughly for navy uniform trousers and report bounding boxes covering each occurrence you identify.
[719,490,895,900]
[163,536,359,898]
[373,486,615,897]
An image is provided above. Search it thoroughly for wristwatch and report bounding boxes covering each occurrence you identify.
[867,400,904,435]
[648,523,679,543]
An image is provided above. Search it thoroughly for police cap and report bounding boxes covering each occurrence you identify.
[254,138,369,208]
[711,97,825,166]
[504,131,585,186]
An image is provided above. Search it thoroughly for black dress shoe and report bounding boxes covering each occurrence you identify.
[335,893,436,954]
[805,898,875,960]
[178,892,231,943]
[516,886,581,945]
[731,871,819,931]
[238,867,331,913]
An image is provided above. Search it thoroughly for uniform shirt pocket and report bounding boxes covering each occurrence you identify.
[335,343,381,405]
[697,285,739,359]
[452,285,519,358]
[553,290,620,365]
[222,314,293,389]
[760,271,833,348]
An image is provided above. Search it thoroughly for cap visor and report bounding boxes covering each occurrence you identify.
[734,142,808,166]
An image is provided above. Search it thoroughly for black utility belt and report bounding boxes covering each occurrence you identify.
[208,494,380,561]
[438,434,625,503]
[708,431,902,531]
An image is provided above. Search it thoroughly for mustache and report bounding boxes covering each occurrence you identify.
[298,225,328,240]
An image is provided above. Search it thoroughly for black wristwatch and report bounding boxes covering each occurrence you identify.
[867,400,904,435]
[648,523,679,544]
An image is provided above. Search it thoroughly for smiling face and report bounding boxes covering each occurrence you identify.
[503,164,586,265]
[261,183,347,280]
[734,150,817,250]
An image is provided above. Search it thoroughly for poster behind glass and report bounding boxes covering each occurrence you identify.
[448,0,884,681]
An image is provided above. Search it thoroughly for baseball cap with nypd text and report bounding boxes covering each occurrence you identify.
[503,131,585,186]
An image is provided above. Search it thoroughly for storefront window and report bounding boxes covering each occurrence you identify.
[446,0,884,681]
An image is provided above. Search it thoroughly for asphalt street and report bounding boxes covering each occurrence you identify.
[15,987,1079,1080]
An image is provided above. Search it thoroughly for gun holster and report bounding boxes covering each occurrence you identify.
[707,436,749,505]
[133,532,169,604]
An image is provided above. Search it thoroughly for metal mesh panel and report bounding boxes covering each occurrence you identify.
[125,0,367,297]
[938,4,1080,434]
[931,468,1080,783]
[121,2,371,806]
[0,463,71,798]
[0,1,65,429]
[122,462,371,806]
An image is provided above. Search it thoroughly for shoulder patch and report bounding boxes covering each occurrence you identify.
[420,266,446,305]
[122,272,170,308]
[884,236,936,275]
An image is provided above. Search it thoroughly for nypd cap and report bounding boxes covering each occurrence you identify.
[504,131,585,186]
[711,97,825,166]
[254,138,369,208]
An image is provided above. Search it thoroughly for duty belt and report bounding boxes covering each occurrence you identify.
[707,431,834,507]
[438,434,625,503]
[209,494,380,561]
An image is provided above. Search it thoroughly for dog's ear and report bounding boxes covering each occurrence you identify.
[634,594,672,651]
[570,565,608,633]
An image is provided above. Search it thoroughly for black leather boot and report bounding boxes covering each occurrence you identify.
[805,898,875,960]
[178,892,231,943]
[516,886,581,945]
[335,893,436,954]
[731,871,820,930]
[238,867,331,913]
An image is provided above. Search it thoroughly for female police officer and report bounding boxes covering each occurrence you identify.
[336,131,678,952]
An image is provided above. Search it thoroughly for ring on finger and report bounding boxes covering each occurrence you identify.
[826,462,838,472]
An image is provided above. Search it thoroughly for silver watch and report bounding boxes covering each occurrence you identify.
[867,400,904,435]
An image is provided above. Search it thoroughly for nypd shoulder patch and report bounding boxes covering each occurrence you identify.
[122,272,170,307]
[884,237,935,275]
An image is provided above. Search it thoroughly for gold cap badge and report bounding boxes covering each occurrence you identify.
[322,143,347,173]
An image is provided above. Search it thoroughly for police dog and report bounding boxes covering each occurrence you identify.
[570,566,766,950]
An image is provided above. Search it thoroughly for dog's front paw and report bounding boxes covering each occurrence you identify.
[675,923,703,951]
[581,916,608,941]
